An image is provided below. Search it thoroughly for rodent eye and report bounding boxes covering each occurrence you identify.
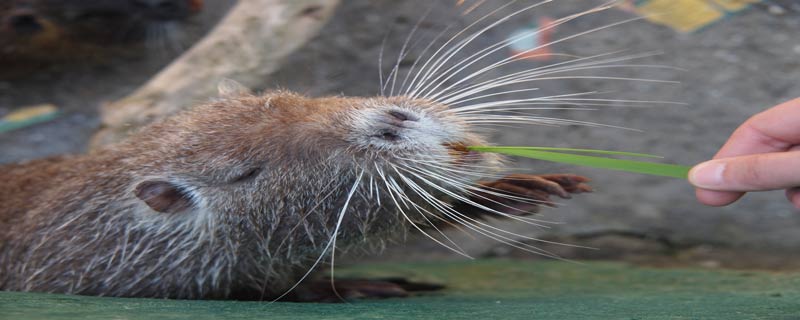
[231,167,262,183]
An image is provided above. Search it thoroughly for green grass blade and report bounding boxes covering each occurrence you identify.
[468,146,690,179]
[469,146,663,159]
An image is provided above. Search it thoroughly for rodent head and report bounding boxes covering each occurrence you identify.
[121,82,499,250]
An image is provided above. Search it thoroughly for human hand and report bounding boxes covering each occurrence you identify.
[689,98,800,208]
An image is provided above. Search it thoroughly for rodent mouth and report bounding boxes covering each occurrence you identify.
[443,142,482,165]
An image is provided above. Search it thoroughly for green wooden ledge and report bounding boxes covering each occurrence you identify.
[2,259,799,319]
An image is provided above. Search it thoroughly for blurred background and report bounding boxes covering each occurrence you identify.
[2,0,800,270]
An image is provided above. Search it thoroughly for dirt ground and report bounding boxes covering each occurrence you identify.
[2,0,800,268]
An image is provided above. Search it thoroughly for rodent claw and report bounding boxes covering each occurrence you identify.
[469,173,591,217]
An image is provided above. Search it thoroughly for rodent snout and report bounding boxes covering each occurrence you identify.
[351,101,456,154]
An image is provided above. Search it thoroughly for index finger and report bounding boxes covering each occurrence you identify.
[694,98,800,206]
[714,97,800,159]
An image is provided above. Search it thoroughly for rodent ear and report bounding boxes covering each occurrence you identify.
[134,180,194,214]
[217,78,252,98]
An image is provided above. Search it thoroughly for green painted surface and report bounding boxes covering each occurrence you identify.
[2,259,799,319]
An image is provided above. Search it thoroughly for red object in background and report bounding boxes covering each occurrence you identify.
[617,0,638,14]
[188,0,204,12]
[509,17,557,62]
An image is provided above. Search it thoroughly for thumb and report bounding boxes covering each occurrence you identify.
[689,151,800,192]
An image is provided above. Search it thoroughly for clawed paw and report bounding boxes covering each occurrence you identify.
[288,278,444,303]
[472,174,592,215]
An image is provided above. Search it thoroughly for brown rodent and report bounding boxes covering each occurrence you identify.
[0,0,202,60]
[0,83,590,301]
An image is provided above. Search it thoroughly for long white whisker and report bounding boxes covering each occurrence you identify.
[432,50,644,103]
[386,171,470,253]
[397,157,504,180]
[425,9,645,97]
[446,87,542,106]
[378,33,389,96]
[260,184,340,300]
[398,25,454,95]
[399,172,584,259]
[387,7,434,97]
[459,113,641,131]
[452,90,603,111]
[328,170,366,302]
[399,166,594,254]
[375,164,472,258]
[271,170,364,303]
[390,169,538,242]
[441,59,680,105]
[416,2,617,100]
[391,169,476,235]
[409,0,552,98]
[453,100,682,114]
[400,164,564,221]
[399,165,555,227]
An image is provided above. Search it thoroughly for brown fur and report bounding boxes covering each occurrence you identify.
[0,90,589,300]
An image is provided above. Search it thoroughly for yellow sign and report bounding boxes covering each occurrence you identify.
[629,0,762,33]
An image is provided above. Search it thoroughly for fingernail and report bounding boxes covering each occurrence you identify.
[689,161,726,189]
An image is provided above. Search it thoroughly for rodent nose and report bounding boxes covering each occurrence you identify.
[386,110,418,124]
[8,13,43,35]
[374,110,417,142]
[377,129,401,142]
[388,110,413,122]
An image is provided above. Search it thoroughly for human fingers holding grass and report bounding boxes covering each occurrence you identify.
[689,98,800,208]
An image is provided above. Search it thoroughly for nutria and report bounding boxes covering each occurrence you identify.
[0,82,591,301]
